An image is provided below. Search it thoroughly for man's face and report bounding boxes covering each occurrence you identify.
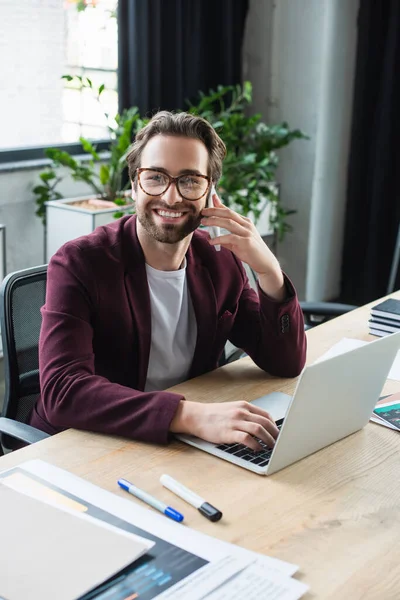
[133,135,210,244]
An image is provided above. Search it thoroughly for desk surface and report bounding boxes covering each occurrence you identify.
[1,293,400,599]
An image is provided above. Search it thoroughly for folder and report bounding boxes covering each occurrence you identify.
[0,482,153,600]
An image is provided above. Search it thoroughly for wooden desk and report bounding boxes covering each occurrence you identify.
[1,294,400,599]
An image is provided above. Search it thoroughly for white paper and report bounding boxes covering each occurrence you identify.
[156,555,252,599]
[370,414,398,430]
[202,562,308,600]
[5,459,298,577]
[316,337,400,381]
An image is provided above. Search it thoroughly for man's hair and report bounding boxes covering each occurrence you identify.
[126,111,226,183]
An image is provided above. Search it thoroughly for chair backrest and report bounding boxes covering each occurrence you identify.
[0,265,47,446]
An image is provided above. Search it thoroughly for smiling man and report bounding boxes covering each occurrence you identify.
[30,111,307,452]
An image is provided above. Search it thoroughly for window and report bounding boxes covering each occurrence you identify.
[0,0,118,153]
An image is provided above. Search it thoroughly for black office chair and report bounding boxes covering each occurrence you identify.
[300,301,358,330]
[0,265,50,455]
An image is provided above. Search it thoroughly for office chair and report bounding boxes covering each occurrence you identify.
[300,301,358,330]
[0,264,50,455]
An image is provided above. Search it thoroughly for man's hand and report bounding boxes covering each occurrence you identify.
[201,191,286,301]
[170,400,280,451]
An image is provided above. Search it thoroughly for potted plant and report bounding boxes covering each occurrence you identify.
[33,75,145,259]
[188,82,308,250]
[35,78,306,259]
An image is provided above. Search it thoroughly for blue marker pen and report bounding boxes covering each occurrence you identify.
[117,478,184,523]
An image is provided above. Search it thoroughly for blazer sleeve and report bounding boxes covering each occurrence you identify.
[228,264,307,377]
[38,247,182,444]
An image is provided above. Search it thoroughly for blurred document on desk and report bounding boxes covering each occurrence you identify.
[0,481,153,600]
[373,395,400,431]
[156,556,308,600]
[0,460,305,599]
[203,562,308,599]
[316,337,400,381]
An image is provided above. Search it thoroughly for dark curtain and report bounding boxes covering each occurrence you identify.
[340,0,400,305]
[118,0,249,116]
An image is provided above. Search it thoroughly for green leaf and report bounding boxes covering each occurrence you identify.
[61,75,74,81]
[99,164,110,185]
[76,0,87,11]
[243,81,252,103]
[79,137,99,160]
[39,171,57,182]
[98,83,105,96]
[33,185,50,194]
[114,197,127,206]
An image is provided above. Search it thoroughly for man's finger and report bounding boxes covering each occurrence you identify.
[212,192,224,208]
[202,206,250,227]
[244,412,280,439]
[234,431,262,452]
[202,216,247,236]
[208,233,242,247]
[247,403,276,422]
[240,420,276,448]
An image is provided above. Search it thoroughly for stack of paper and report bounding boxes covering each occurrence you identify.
[315,337,400,382]
[0,460,308,600]
[369,299,400,337]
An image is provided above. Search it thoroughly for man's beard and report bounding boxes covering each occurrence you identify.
[136,201,203,244]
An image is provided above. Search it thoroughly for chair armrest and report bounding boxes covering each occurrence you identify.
[0,417,50,445]
[223,348,247,365]
[300,302,358,317]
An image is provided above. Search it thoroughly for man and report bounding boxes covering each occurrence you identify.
[30,111,306,452]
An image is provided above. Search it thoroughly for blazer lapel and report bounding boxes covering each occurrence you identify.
[123,218,151,389]
[186,244,218,379]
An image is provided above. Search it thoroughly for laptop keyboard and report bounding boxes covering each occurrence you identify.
[216,418,284,467]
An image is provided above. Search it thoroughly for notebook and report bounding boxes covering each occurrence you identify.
[371,298,400,321]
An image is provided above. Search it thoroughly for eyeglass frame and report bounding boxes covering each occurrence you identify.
[136,167,211,202]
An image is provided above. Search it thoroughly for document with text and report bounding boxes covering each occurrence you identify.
[0,460,308,600]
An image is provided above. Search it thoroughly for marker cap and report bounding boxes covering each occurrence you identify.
[165,506,184,522]
[198,502,223,522]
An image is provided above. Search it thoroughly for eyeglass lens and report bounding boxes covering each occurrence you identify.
[140,169,208,200]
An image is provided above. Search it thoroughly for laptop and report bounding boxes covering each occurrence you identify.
[176,331,400,475]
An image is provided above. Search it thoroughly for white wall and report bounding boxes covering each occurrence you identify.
[0,164,96,274]
[243,0,359,300]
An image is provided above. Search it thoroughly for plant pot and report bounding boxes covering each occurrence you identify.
[45,195,134,260]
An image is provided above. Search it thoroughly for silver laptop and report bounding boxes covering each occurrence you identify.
[176,331,400,475]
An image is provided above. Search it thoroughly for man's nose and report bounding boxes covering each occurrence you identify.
[161,182,182,206]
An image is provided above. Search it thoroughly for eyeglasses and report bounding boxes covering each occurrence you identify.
[137,168,211,201]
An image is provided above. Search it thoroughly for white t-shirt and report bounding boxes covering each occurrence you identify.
[144,260,197,392]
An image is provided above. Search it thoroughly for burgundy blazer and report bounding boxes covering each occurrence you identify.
[30,215,306,443]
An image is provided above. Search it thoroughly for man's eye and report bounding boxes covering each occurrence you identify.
[180,176,201,187]
[146,174,166,184]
